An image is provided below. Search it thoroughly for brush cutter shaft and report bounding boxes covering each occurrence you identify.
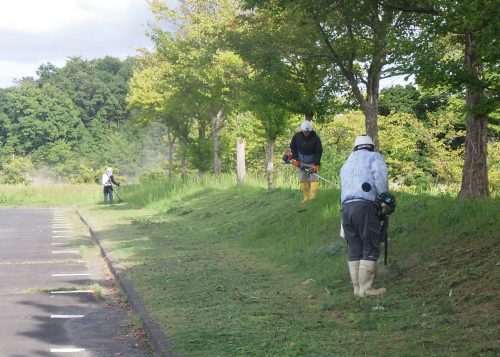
[111,186,122,201]
[309,171,335,185]
[301,167,335,185]
[380,216,389,265]
[283,160,335,185]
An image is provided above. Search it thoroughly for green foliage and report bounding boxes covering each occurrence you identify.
[488,141,500,193]
[229,4,332,121]
[186,137,213,172]
[379,112,462,188]
[379,85,421,117]
[0,0,497,196]
[316,108,465,190]
[139,169,168,184]
[411,0,500,119]
[0,156,33,184]
[0,56,170,183]
[2,84,82,154]
[71,165,100,184]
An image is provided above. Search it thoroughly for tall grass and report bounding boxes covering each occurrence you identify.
[0,184,100,206]
[82,175,498,356]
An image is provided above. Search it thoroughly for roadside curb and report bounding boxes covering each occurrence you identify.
[76,209,174,357]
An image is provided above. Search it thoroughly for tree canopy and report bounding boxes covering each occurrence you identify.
[1,0,498,196]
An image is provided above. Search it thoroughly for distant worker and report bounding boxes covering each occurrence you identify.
[289,120,323,202]
[340,135,389,297]
[102,167,120,205]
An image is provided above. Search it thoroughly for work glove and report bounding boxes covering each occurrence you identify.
[312,164,318,173]
[292,160,300,167]
[282,151,292,163]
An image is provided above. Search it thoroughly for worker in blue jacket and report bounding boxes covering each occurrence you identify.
[340,135,388,297]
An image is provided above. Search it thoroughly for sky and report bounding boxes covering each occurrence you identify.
[0,0,410,89]
[0,0,160,88]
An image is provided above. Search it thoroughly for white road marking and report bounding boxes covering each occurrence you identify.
[52,230,73,233]
[50,347,86,353]
[50,315,85,318]
[51,273,91,277]
[50,290,94,294]
[52,235,75,238]
[50,243,67,245]
[51,251,80,254]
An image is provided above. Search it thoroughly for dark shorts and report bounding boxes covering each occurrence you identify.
[297,163,319,182]
[342,200,381,261]
[103,186,113,194]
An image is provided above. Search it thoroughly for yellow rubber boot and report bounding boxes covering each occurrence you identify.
[309,181,319,199]
[300,182,310,203]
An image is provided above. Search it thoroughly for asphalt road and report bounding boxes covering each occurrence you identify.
[0,207,151,357]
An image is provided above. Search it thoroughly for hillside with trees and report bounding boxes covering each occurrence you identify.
[0,0,498,197]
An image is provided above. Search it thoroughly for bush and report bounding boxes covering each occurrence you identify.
[0,156,33,185]
[71,165,99,184]
[139,169,168,184]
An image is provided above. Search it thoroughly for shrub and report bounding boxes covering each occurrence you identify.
[0,156,33,185]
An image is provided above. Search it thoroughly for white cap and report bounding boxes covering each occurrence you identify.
[354,135,374,148]
[300,120,313,132]
[106,167,113,173]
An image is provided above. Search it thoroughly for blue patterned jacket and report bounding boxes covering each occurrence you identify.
[340,149,388,203]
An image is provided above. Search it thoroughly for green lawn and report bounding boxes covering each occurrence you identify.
[2,179,499,356]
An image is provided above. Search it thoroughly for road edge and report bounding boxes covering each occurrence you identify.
[76,208,175,357]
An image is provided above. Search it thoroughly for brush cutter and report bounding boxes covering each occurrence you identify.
[111,186,123,203]
[282,155,335,185]
[376,192,396,266]
[300,166,336,185]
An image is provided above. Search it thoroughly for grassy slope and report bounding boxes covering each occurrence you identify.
[1,181,499,356]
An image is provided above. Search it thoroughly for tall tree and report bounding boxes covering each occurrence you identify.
[254,103,290,189]
[244,0,416,150]
[230,5,333,123]
[395,0,500,198]
[2,83,83,155]
[148,0,250,177]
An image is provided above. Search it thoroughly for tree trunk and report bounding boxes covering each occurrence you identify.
[198,120,207,178]
[213,133,222,177]
[362,99,380,151]
[181,153,187,180]
[236,137,246,185]
[266,138,275,190]
[166,128,176,180]
[460,31,489,198]
[212,106,225,177]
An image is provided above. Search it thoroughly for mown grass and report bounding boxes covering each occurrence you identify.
[1,178,499,356]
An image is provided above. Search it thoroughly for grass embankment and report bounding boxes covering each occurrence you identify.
[1,179,499,356]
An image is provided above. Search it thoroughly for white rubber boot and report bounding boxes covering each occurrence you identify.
[348,260,360,296]
[358,260,386,297]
